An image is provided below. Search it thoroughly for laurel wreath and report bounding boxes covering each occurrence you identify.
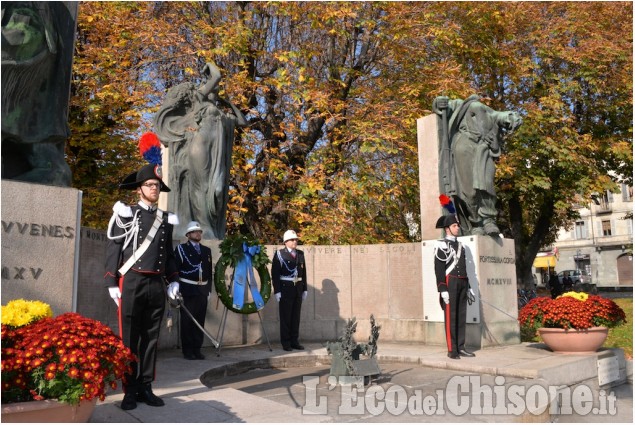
[214,234,271,315]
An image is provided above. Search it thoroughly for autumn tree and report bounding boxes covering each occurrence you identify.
[67,2,159,227]
[67,1,632,286]
[397,1,632,286]
[69,1,424,243]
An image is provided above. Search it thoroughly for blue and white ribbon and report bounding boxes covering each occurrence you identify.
[232,242,265,310]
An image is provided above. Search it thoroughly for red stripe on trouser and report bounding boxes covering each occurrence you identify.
[117,275,124,338]
[445,274,454,352]
[444,298,453,352]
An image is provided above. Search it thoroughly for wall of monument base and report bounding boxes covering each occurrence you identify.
[1,183,520,350]
[196,317,436,350]
[421,322,521,351]
[197,317,521,350]
[68,228,521,351]
[1,181,82,316]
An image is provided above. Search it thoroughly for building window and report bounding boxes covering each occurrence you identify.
[575,221,588,239]
[602,220,612,236]
[622,184,633,202]
[599,191,613,208]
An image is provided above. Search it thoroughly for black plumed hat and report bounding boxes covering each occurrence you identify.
[435,214,459,229]
[119,164,170,192]
[119,132,170,192]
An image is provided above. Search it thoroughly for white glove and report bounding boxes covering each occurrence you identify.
[441,291,450,305]
[275,292,281,302]
[469,288,475,298]
[108,287,121,307]
[167,282,180,300]
[302,291,308,301]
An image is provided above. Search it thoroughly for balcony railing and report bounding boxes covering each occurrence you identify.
[595,203,612,214]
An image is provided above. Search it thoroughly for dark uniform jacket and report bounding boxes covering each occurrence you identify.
[434,238,469,292]
[271,248,308,293]
[104,204,178,286]
[174,241,213,297]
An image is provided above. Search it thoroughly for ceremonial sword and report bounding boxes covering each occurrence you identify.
[169,292,220,349]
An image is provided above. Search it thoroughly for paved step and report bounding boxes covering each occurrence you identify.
[90,342,632,423]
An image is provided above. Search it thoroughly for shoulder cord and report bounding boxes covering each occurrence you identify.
[107,209,141,253]
[177,244,202,276]
[276,250,298,277]
[434,241,455,262]
[116,210,164,276]
[434,241,462,276]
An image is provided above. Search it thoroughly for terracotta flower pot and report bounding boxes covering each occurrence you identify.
[0,398,96,423]
[538,326,609,354]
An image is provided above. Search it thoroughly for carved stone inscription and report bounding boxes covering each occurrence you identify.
[1,181,81,315]
[1,222,75,282]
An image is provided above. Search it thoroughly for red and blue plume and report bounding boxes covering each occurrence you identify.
[439,194,456,214]
[139,132,162,166]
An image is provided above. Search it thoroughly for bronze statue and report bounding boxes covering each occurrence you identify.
[1,2,78,186]
[154,62,247,239]
[433,95,522,236]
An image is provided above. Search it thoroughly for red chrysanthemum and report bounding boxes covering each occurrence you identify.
[2,311,135,406]
[518,293,627,337]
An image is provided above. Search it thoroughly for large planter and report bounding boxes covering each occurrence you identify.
[538,326,609,354]
[1,398,96,423]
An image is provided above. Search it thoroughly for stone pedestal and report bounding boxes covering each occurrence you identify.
[1,181,82,314]
[417,114,443,241]
[421,235,520,349]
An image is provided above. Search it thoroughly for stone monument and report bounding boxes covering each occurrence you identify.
[1,181,82,315]
[1,2,82,314]
[432,95,522,236]
[1,2,78,186]
[418,96,522,348]
[153,62,247,240]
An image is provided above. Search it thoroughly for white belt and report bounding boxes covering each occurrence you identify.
[180,278,208,286]
[280,277,302,282]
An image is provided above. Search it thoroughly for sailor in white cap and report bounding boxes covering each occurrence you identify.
[271,229,308,351]
[174,221,213,360]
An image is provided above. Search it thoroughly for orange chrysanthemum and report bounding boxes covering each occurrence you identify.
[518,293,627,334]
[2,308,135,406]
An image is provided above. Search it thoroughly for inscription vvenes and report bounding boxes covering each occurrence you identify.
[2,221,74,239]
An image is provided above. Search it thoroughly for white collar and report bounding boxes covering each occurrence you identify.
[137,201,157,212]
[445,235,457,242]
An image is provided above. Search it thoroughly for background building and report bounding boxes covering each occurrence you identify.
[534,184,633,289]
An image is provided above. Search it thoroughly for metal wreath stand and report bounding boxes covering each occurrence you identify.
[212,250,273,356]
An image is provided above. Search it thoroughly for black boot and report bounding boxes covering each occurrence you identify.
[121,392,137,410]
[136,384,165,407]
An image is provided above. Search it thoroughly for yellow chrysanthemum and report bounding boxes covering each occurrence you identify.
[559,291,589,302]
[1,299,53,328]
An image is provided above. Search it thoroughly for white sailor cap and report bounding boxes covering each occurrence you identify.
[185,221,203,235]
[283,229,299,242]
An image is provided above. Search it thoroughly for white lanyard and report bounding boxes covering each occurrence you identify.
[117,210,164,275]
